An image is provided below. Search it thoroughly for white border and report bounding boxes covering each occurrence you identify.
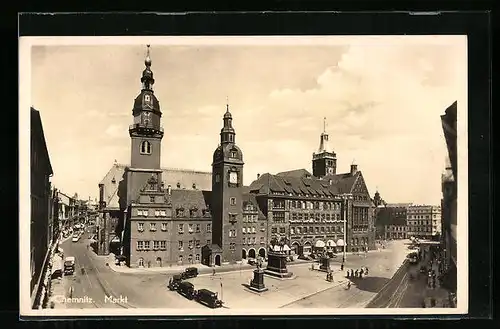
[19,35,468,317]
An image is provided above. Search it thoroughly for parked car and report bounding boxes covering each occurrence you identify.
[180,267,199,280]
[195,289,223,308]
[177,281,196,300]
[64,257,75,275]
[168,275,183,291]
[72,235,80,243]
[247,259,257,265]
[419,265,427,274]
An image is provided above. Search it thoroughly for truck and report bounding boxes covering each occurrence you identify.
[64,256,75,275]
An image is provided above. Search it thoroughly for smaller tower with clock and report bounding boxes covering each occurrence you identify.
[211,103,244,264]
[312,117,337,178]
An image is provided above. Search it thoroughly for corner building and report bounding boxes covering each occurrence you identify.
[118,47,376,268]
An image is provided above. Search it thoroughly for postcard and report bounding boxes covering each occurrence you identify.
[20,35,467,317]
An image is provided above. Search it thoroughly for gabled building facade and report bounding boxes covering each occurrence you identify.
[103,46,377,268]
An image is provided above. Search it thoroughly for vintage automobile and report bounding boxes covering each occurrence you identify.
[168,275,183,291]
[180,267,199,280]
[419,265,427,274]
[177,281,196,300]
[247,259,257,266]
[64,256,75,275]
[195,288,223,308]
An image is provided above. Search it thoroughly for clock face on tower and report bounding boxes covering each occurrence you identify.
[229,171,238,184]
[144,94,153,109]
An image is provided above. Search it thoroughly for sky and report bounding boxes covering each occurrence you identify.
[27,36,466,204]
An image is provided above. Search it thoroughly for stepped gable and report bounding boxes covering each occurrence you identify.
[242,192,267,220]
[99,163,212,209]
[169,189,212,218]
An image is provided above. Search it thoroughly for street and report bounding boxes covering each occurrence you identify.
[60,226,205,309]
[59,233,413,309]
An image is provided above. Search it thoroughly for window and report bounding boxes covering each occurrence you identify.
[150,196,155,203]
[150,223,156,231]
[230,197,236,205]
[178,255,183,262]
[196,224,200,232]
[144,241,150,250]
[178,224,184,234]
[320,226,325,233]
[290,227,295,234]
[196,240,201,248]
[196,254,200,261]
[309,226,313,233]
[160,241,166,250]
[140,141,152,154]
[229,242,236,250]
[242,227,246,233]
[271,227,277,234]
[138,209,143,216]
[188,224,194,233]
[207,223,212,232]
[231,151,236,157]
[160,210,167,216]
[252,227,256,233]
[190,209,197,217]
[137,222,144,232]
[260,237,265,244]
[161,223,167,231]
[188,240,194,249]
[178,241,184,251]
[177,182,181,188]
[153,240,160,250]
[192,183,197,189]
[229,229,237,237]
[243,237,246,245]
[215,174,220,183]
[155,210,160,217]
[229,213,237,223]
[137,241,144,250]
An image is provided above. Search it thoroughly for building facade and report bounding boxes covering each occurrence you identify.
[407,204,442,239]
[440,101,457,293]
[30,107,54,307]
[104,46,376,268]
[374,202,410,240]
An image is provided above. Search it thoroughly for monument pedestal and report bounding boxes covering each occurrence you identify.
[249,268,268,292]
[319,256,331,272]
[264,251,294,279]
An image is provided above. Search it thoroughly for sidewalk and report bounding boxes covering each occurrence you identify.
[47,254,67,309]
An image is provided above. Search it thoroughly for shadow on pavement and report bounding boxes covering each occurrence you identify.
[349,276,390,293]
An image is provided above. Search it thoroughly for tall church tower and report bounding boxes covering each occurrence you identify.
[211,103,244,264]
[126,45,164,204]
[312,117,337,178]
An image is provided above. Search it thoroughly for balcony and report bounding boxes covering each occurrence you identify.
[129,124,164,134]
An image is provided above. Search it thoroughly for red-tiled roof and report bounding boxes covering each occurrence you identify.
[99,163,212,209]
[276,168,313,179]
[170,189,211,212]
[248,170,363,197]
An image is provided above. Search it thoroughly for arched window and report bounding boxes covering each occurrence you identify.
[140,141,152,154]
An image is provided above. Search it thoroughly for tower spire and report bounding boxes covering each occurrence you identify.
[141,45,154,90]
[226,96,229,112]
[323,117,326,133]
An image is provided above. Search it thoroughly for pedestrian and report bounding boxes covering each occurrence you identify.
[360,268,364,278]
[346,270,350,278]
[347,281,351,290]
[212,268,216,276]
[355,269,359,278]
[365,267,369,275]
[340,263,344,271]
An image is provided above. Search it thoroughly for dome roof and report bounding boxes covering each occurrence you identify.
[224,110,232,119]
[213,143,243,162]
[132,91,161,116]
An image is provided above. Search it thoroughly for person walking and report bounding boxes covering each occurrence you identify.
[355,269,359,278]
[347,281,351,290]
[340,263,344,271]
[360,268,364,278]
[212,268,216,276]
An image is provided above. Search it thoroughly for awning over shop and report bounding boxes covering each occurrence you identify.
[336,239,346,247]
[326,240,336,247]
[272,244,291,251]
[315,240,326,248]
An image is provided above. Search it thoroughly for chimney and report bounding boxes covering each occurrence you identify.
[167,185,172,195]
[257,173,260,179]
[350,164,358,175]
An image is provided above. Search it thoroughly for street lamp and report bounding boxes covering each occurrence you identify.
[342,193,353,264]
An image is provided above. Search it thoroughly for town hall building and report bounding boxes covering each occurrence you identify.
[97,46,376,268]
